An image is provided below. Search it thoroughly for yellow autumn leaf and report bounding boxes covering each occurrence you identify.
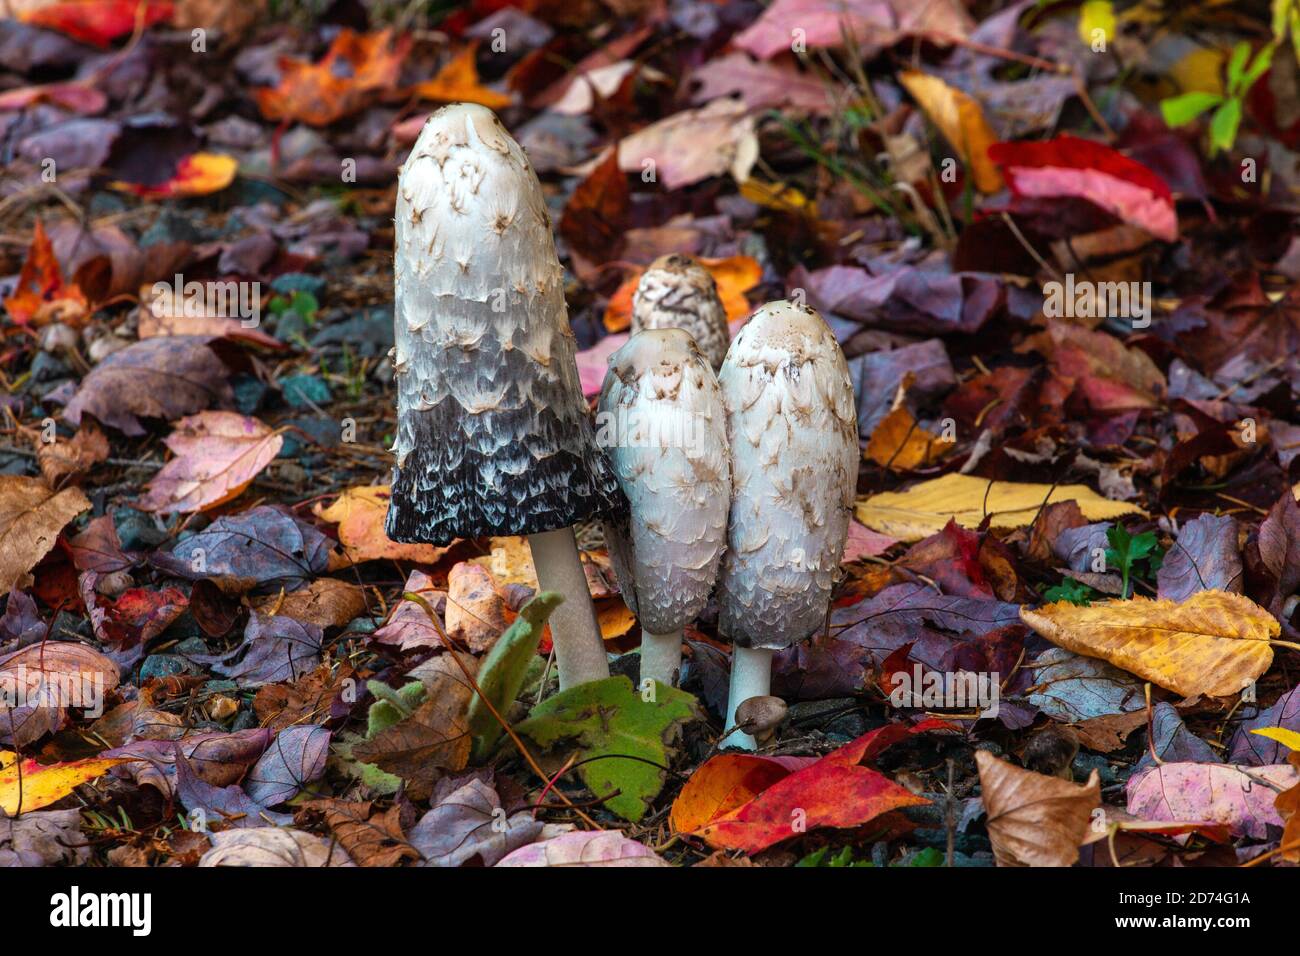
[314,485,453,565]
[865,406,951,471]
[0,752,128,816]
[855,472,1144,541]
[898,71,1002,194]
[1020,590,1277,699]
[740,179,813,214]
[411,45,510,110]
[1078,1,1115,46]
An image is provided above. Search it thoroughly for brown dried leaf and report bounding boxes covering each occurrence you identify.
[977,750,1100,867]
[0,476,90,591]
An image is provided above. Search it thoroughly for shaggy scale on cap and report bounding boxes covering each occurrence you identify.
[631,254,730,370]
[386,103,623,545]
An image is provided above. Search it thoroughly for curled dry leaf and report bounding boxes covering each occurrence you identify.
[0,476,90,592]
[899,71,1003,193]
[976,750,1100,867]
[445,562,510,653]
[137,411,282,513]
[37,422,109,488]
[250,578,367,630]
[1,220,88,327]
[495,829,669,867]
[1019,589,1276,699]
[199,828,354,867]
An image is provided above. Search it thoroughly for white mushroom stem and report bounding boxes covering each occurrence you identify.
[528,528,610,690]
[639,629,683,688]
[722,646,774,751]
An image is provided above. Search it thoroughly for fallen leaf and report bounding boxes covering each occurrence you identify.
[516,675,701,823]
[256,29,410,126]
[989,135,1178,242]
[409,777,542,867]
[0,477,90,592]
[0,752,128,816]
[199,828,353,867]
[411,44,510,109]
[855,473,1144,542]
[445,562,510,653]
[616,99,758,190]
[691,53,836,114]
[866,405,952,471]
[63,336,234,436]
[113,153,237,199]
[1025,647,1145,723]
[37,422,108,488]
[0,809,89,866]
[1126,761,1300,840]
[150,506,332,594]
[495,829,668,867]
[693,721,948,853]
[137,412,282,513]
[2,221,88,327]
[899,71,1002,193]
[603,255,760,333]
[1020,590,1276,699]
[669,753,816,835]
[977,750,1100,866]
[314,486,453,565]
[17,0,173,48]
[1156,513,1242,602]
[250,578,366,630]
[732,0,972,60]
[302,799,418,867]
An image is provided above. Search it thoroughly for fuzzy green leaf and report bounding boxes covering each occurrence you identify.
[467,590,563,762]
[1159,91,1223,128]
[515,676,702,822]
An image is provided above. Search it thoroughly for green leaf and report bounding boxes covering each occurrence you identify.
[1210,98,1243,153]
[365,680,425,738]
[466,591,563,762]
[1243,44,1275,90]
[515,675,702,823]
[1043,578,1095,606]
[1159,91,1224,127]
[1226,41,1251,91]
[1105,525,1162,598]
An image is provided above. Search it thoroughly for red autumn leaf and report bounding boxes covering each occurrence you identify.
[18,1,174,48]
[2,221,89,327]
[81,573,188,650]
[687,719,955,853]
[988,135,1178,242]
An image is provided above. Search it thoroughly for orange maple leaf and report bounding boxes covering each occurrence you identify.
[256,28,411,127]
[411,45,511,110]
[114,152,238,199]
[2,221,89,327]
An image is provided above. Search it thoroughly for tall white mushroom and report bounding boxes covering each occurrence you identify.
[717,300,858,749]
[597,329,730,687]
[386,103,624,691]
[631,254,730,370]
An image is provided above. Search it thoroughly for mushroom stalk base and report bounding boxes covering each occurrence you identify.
[528,528,611,691]
[723,646,774,750]
[640,629,683,689]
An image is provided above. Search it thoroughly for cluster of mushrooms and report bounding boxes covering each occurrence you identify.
[386,103,858,750]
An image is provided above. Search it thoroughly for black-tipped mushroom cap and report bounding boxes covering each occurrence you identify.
[385,103,624,545]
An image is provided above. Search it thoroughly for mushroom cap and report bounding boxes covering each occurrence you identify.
[386,103,623,545]
[717,300,858,650]
[631,254,730,370]
[598,329,730,634]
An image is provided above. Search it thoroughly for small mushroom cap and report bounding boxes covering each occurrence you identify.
[386,103,623,545]
[598,329,730,634]
[717,300,858,650]
[631,254,730,370]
